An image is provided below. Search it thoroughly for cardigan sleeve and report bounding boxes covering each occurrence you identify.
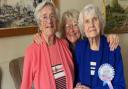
[20,46,34,89]
[92,46,126,89]
[112,46,126,89]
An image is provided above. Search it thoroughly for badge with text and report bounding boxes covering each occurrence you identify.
[98,63,115,89]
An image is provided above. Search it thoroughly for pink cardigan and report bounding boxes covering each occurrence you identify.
[20,37,74,89]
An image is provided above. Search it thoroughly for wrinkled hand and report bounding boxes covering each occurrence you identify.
[74,83,90,89]
[33,33,42,44]
[107,34,119,51]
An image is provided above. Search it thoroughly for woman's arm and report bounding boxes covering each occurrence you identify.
[20,47,34,89]
[112,46,126,89]
[33,33,119,51]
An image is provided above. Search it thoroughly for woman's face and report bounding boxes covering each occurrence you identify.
[39,5,57,37]
[83,14,101,38]
[65,19,80,44]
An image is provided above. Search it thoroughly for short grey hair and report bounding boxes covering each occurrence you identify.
[78,4,105,36]
[61,9,80,37]
[34,0,59,25]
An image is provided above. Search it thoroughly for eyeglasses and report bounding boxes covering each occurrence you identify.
[40,15,56,22]
[65,23,79,30]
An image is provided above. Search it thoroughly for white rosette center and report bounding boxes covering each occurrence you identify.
[98,63,115,89]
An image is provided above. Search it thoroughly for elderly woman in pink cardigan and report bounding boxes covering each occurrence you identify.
[20,1,74,89]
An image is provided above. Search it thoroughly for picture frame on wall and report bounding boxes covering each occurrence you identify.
[103,0,128,33]
[0,0,59,37]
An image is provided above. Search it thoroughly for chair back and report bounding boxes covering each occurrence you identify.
[9,57,24,89]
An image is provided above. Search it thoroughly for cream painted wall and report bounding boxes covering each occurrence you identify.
[119,34,128,87]
[0,0,128,89]
[59,0,93,14]
[0,35,33,89]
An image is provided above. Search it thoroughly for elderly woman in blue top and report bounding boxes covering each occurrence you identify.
[74,4,125,89]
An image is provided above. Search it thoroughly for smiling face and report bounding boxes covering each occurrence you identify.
[39,5,57,37]
[65,18,81,44]
[83,14,101,38]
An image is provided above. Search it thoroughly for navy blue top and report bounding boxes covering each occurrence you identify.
[74,35,126,89]
[89,50,100,85]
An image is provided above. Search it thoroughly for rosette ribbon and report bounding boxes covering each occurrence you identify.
[98,63,115,89]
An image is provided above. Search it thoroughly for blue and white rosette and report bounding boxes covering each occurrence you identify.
[98,63,115,89]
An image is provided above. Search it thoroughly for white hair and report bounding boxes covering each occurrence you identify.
[78,4,105,36]
[34,0,59,25]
